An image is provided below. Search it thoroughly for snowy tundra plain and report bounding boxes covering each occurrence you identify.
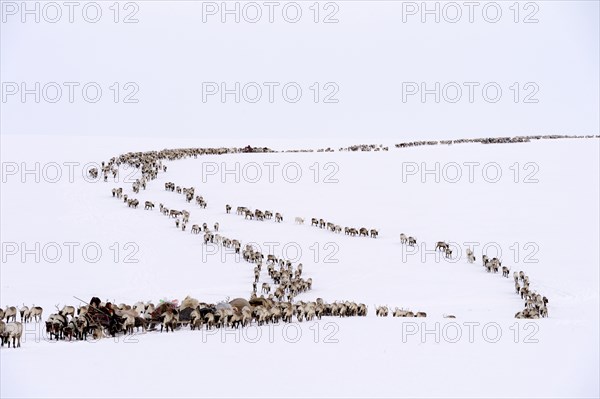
[0,135,599,398]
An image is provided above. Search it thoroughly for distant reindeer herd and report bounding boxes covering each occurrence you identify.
[93,143,551,322]
[3,138,567,348]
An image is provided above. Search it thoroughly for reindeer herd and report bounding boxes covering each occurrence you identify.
[5,296,375,347]
[2,141,559,349]
[0,305,45,348]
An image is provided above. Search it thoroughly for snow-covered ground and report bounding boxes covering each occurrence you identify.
[1,135,599,398]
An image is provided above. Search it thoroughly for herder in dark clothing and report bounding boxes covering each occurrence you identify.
[105,302,121,337]
[90,296,101,308]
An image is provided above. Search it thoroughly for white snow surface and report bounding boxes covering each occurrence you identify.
[0,135,598,398]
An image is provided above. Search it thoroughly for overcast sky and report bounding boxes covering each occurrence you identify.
[1,0,598,141]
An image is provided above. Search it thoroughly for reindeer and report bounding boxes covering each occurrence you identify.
[214,222,219,232]
[160,310,178,333]
[482,255,489,267]
[400,233,407,244]
[445,247,453,259]
[2,322,23,348]
[144,201,154,210]
[262,283,271,294]
[370,229,378,238]
[282,306,294,323]
[393,308,414,317]
[127,198,139,208]
[490,258,501,274]
[50,314,66,340]
[62,320,77,341]
[485,260,493,273]
[190,310,203,330]
[375,306,389,317]
[275,213,283,223]
[357,303,368,316]
[295,217,304,224]
[408,237,417,246]
[122,314,136,335]
[436,241,448,252]
[4,306,16,322]
[19,305,29,323]
[255,210,264,221]
[296,263,303,277]
[29,306,43,322]
[75,316,89,340]
[57,305,75,319]
[204,312,215,330]
[241,307,252,327]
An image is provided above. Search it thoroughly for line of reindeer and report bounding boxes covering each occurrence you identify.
[303,217,379,239]
[395,238,549,319]
[232,206,283,223]
[101,144,546,321]
[103,144,548,322]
